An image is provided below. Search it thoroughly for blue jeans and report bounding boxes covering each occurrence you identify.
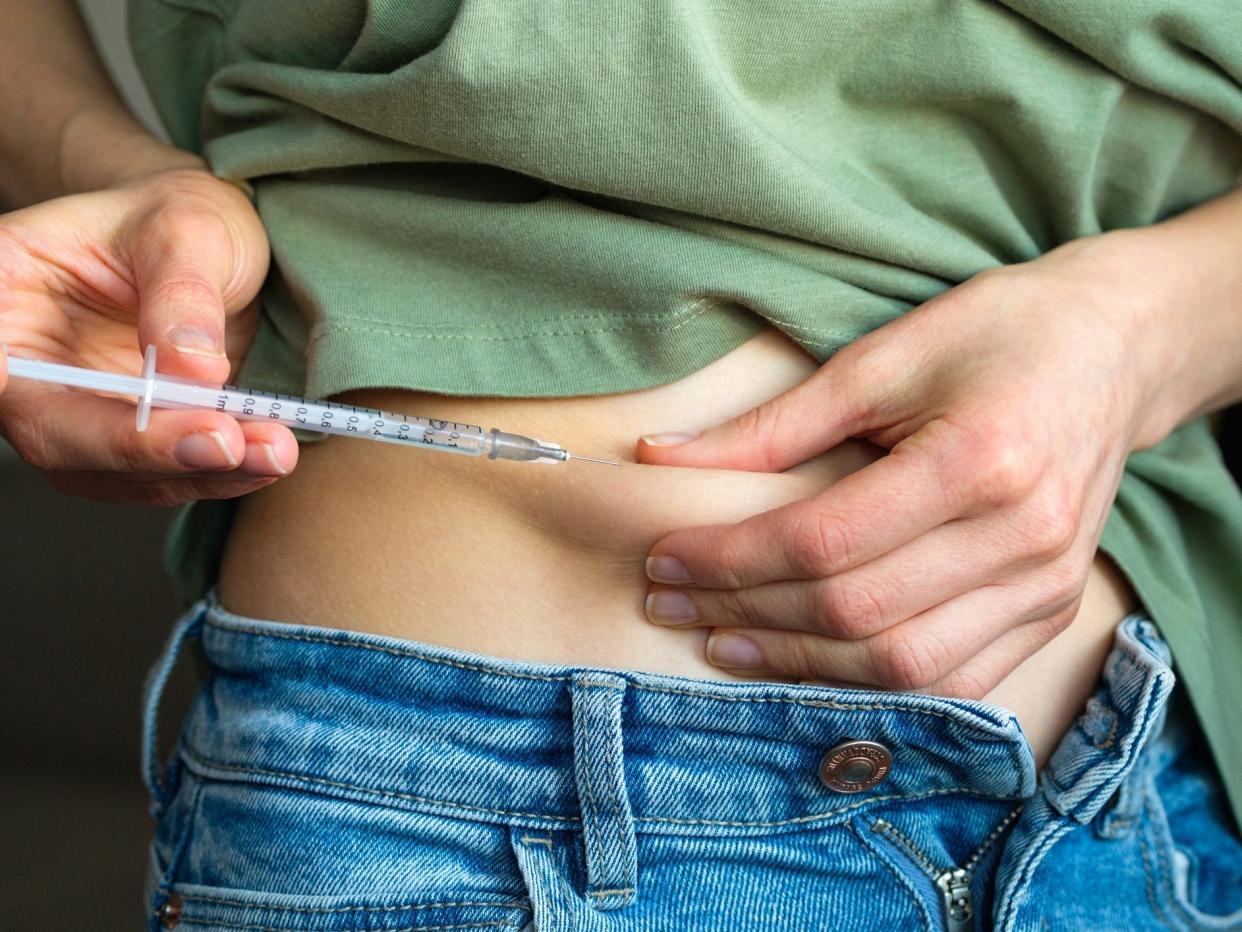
[142,587,1242,931]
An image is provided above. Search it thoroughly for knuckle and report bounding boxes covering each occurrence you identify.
[152,199,231,249]
[1024,491,1079,558]
[956,429,1040,508]
[1040,559,1089,607]
[711,528,753,589]
[767,637,821,679]
[789,510,854,577]
[720,589,764,630]
[826,345,882,422]
[5,412,54,471]
[147,275,222,314]
[108,421,150,474]
[873,630,943,691]
[731,404,793,472]
[817,577,888,637]
[938,668,993,701]
[0,223,25,290]
[1044,600,1082,637]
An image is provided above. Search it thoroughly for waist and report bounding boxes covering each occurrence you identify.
[217,326,1141,765]
[176,592,1172,830]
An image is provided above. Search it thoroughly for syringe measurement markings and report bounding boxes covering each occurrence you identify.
[216,388,477,451]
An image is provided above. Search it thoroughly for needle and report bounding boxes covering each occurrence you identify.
[567,453,623,467]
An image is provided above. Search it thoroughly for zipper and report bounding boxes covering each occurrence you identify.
[871,805,1022,932]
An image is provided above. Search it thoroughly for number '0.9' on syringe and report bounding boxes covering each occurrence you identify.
[0,343,621,467]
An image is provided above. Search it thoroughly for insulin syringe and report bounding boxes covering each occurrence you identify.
[1,344,621,467]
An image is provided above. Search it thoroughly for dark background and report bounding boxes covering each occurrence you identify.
[0,456,198,930]
[0,4,195,928]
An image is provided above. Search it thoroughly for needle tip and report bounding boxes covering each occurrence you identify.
[568,453,622,466]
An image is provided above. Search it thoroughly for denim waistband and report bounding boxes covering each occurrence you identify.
[149,587,1171,841]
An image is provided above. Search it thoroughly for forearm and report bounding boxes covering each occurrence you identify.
[1125,181,1242,447]
[0,0,202,208]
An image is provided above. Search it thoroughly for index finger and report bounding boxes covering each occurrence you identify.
[647,436,964,589]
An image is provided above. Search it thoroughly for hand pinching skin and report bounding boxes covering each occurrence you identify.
[637,211,1242,697]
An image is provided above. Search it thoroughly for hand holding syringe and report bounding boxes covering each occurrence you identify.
[2,343,621,467]
[0,168,611,504]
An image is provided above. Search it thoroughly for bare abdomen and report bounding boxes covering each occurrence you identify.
[218,326,1138,768]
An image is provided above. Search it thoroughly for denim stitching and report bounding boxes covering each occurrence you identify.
[995,820,1074,930]
[170,895,531,914]
[202,618,1013,734]
[181,750,1008,828]
[181,752,580,823]
[1136,828,1181,931]
[1071,669,1171,822]
[587,888,636,897]
[575,678,625,690]
[155,776,206,907]
[176,920,514,932]
[850,821,935,932]
[206,622,565,683]
[597,681,631,887]
[574,681,610,894]
[1043,643,1170,795]
[1095,700,1120,750]
[639,786,1009,827]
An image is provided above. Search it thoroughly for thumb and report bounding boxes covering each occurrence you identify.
[131,213,240,384]
[635,361,867,472]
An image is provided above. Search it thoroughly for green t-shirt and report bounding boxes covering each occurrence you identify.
[129,0,1242,825]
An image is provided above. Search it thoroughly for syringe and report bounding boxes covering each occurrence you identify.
[0,344,622,467]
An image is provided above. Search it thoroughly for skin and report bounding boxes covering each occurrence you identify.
[0,0,298,502]
[637,190,1242,694]
[1,1,1239,693]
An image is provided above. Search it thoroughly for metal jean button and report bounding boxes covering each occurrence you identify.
[159,894,183,929]
[818,739,892,793]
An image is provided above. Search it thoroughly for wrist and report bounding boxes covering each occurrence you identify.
[56,105,205,196]
[1119,190,1242,449]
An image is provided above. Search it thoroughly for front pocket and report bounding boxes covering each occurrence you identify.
[152,770,534,931]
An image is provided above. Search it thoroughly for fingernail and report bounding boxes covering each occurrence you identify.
[168,326,226,358]
[640,431,699,446]
[645,589,698,625]
[174,430,237,469]
[646,555,694,584]
[259,442,288,475]
[707,634,763,669]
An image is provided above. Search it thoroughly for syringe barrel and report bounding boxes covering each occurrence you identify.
[3,345,573,465]
[150,375,234,412]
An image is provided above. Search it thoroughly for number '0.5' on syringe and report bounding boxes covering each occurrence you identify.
[0,343,622,467]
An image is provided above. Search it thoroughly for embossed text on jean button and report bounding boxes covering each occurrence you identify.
[818,740,892,793]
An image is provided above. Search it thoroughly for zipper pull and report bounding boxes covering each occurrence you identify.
[935,867,974,932]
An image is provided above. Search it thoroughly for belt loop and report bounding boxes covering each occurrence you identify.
[1040,614,1175,824]
[569,672,638,911]
[141,599,207,809]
